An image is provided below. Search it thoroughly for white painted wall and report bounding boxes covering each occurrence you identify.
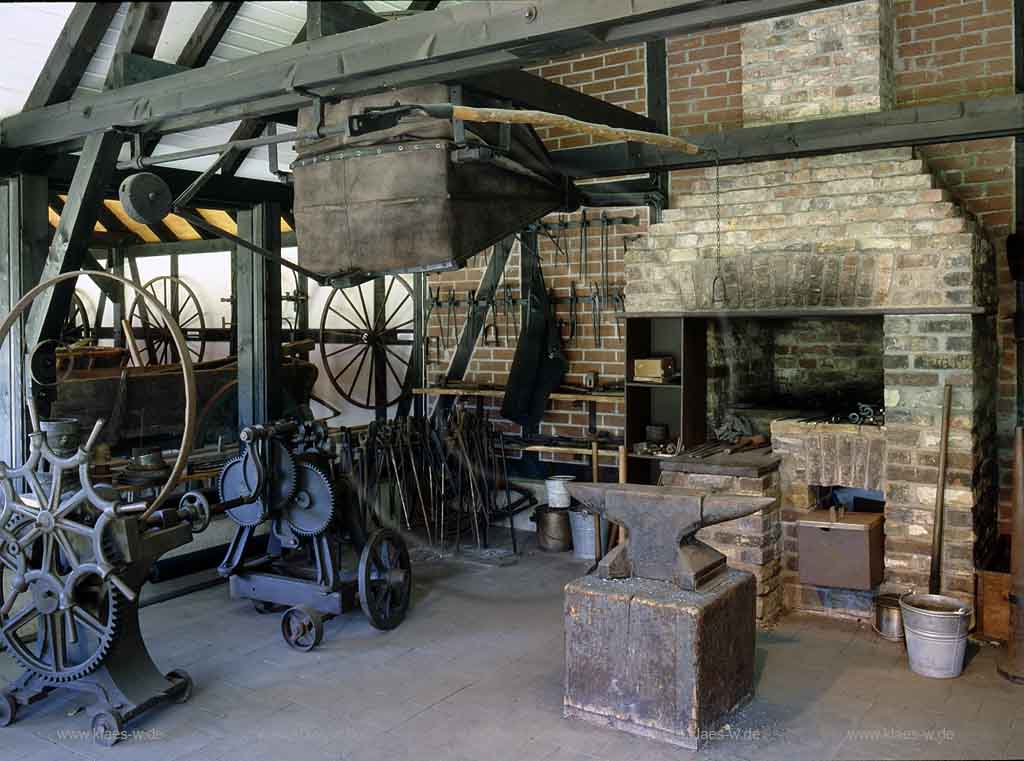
[77,249,414,429]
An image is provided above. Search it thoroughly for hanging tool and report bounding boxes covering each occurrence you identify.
[600,211,610,300]
[568,281,579,346]
[590,281,602,349]
[580,209,588,278]
[610,288,626,342]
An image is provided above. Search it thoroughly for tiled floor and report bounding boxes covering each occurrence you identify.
[1,540,1021,761]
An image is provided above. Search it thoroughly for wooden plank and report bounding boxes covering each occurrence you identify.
[176,1,243,68]
[23,3,120,110]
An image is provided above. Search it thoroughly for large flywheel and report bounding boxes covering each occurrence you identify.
[318,275,415,411]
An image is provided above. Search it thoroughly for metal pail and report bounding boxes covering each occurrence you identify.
[900,593,972,678]
[874,593,905,642]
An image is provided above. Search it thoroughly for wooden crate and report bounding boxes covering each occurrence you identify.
[976,569,1011,641]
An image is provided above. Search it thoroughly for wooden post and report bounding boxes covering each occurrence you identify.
[591,440,602,561]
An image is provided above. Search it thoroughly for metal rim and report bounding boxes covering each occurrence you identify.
[318,275,414,410]
[63,291,90,343]
[127,275,207,365]
[358,528,412,631]
[280,605,323,651]
[0,270,197,518]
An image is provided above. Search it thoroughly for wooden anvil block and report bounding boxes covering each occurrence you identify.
[564,569,755,749]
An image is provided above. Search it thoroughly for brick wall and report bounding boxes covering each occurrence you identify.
[893,0,1015,531]
[773,318,885,407]
[425,209,646,469]
[742,0,895,126]
[425,0,1013,534]
[525,46,647,151]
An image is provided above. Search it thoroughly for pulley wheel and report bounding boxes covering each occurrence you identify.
[281,606,324,651]
[358,528,412,631]
[119,172,173,226]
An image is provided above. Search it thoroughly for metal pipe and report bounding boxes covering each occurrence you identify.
[117,124,347,171]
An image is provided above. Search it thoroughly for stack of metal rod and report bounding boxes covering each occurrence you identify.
[354,411,534,553]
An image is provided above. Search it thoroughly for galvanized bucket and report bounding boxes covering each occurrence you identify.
[873,593,905,642]
[900,592,972,678]
[568,509,609,561]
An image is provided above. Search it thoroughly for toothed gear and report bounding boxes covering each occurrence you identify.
[284,463,336,537]
[218,441,298,529]
[218,455,265,527]
[0,518,122,683]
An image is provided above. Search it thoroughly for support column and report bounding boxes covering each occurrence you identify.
[236,202,282,428]
[0,175,49,466]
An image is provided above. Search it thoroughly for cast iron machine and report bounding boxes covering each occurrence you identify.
[0,271,204,746]
[207,416,412,651]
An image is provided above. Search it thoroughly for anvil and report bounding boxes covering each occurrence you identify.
[566,483,774,590]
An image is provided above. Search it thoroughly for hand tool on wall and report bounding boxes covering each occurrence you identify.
[568,281,579,347]
[600,211,611,300]
[580,209,589,277]
[590,281,602,348]
[610,288,626,343]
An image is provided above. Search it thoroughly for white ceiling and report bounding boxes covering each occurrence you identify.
[0,1,433,180]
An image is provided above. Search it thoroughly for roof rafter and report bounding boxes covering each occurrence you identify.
[23,3,120,110]
[176,2,244,68]
[221,5,388,178]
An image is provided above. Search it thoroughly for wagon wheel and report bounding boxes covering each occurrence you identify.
[319,275,415,411]
[62,291,91,344]
[127,276,206,365]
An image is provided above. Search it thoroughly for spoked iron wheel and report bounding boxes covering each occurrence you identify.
[127,276,206,365]
[62,291,91,344]
[280,605,324,651]
[319,276,415,411]
[358,528,412,631]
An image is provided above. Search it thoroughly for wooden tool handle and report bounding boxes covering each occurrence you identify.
[450,105,702,155]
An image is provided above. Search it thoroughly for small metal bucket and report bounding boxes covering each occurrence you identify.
[568,509,609,561]
[873,593,904,642]
[533,507,572,552]
[900,592,972,678]
[545,476,575,508]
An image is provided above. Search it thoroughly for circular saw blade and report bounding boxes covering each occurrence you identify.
[285,463,336,537]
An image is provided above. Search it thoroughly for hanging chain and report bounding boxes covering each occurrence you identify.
[711,151,726,305]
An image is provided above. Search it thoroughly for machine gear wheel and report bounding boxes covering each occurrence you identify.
[284,463,336,537]
[0,557,122,684]
[218,455,264,527]
[218,441,297,527]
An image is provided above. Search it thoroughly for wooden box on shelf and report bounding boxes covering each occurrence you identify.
[624,315,708,484]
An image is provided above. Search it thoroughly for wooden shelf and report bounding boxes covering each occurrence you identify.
[626,380,681,389]
[413,387,623,404]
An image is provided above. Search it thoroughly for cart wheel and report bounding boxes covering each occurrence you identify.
[281,606,324,651]
[358,528,412,631]
[167,669,193,703]
[92,710,124,747]
[0,693,15,727]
